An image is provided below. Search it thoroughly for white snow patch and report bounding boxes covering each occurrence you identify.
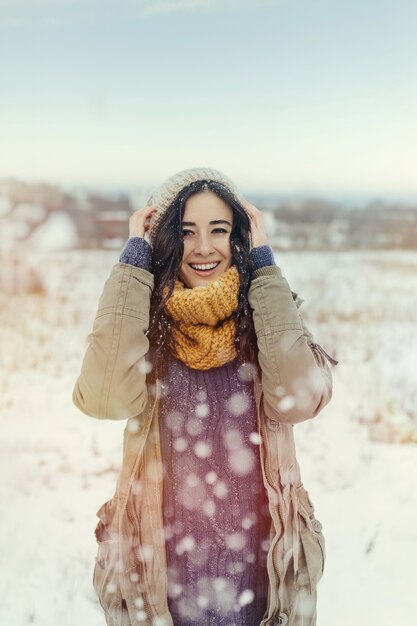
[30,211,79,251]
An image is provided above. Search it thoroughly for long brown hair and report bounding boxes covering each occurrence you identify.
[147,179,259,380]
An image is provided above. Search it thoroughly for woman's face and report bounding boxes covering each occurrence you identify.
[178,190,233,288]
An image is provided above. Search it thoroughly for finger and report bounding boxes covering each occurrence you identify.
[133,205,157,217]
[141,205,158,218]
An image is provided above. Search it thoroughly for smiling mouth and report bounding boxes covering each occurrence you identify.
[189,262,220,272]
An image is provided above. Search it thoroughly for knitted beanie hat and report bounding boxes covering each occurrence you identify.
[145,166,240,247]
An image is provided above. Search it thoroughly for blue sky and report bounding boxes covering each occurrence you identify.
[1,0,417,198]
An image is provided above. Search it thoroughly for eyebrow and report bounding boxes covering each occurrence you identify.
[181,219,232,227]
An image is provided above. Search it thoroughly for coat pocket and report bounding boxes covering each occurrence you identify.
[93,537,123,614]
[296,485,326,594]
[299,518,326,594]
[93,498,124,617]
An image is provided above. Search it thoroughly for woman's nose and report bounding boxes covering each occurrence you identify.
[194,235,214,255]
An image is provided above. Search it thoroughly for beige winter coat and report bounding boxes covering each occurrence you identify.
[73,261,336,626]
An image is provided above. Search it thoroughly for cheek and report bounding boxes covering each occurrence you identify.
[182,239,192,258]
[225,240,233,260]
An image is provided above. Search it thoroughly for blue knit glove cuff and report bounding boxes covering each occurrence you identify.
[251,245,275,270]
[119,237,152,270]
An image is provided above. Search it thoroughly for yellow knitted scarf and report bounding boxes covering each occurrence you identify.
[164,266,239,370]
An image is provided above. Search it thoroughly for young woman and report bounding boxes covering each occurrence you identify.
[73,167,337,626]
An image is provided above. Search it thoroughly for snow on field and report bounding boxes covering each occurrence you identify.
[1,248,417,626]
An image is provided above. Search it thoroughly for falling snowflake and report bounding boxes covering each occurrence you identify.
[228,447,256,476]
[166,410,184,433]
[249,431,262,445]
[135,610,147,621]
[238,589,255,606]
[195,403,209,418]
[279,395,296,412]
[241,512,257,529]
[225,532,247,550]
[197,595,209,608]
[153,617,171,626]
[194,441,212,458]
[186,418,204,436]
[238,362,257,382]
[168,583,183,599]
[139,544,154,562]
[227,561,246,574]
[186,473,200,487]
[223,428,243,450]
[261,539,271,552]
[127,418,141,433]
[227,392,249,415]
[205,470,217,484]
[175,535,196,556]
[213,480,228,498]
[203,499,216,516]
[138,358,153,375]
[196,389,207,402]
[213,577,228,592]
[173,437,188,452]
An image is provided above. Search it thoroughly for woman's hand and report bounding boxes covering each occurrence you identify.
[129,205,158,238]
[238,197,268,248]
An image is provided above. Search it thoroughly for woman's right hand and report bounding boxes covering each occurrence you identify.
[129,205,158,238]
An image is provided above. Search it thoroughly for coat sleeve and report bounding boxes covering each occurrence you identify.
[72,263,154,420]
[248,265,335,424]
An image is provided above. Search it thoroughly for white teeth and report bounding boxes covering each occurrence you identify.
[190,262,219,271]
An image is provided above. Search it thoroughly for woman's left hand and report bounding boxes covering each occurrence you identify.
[238,197,269,248]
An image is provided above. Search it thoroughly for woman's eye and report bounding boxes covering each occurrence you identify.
[181,228,228,237]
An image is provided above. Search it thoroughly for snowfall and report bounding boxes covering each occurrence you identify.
[1,234,417,626]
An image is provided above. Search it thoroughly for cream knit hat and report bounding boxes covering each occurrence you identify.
[146,166,240,247]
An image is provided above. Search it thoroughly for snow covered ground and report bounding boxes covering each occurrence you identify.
[1,248,417,626]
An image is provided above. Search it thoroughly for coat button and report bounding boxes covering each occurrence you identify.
[270,613,289,625]
[267,417,280,431]
[311,518,322,532]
